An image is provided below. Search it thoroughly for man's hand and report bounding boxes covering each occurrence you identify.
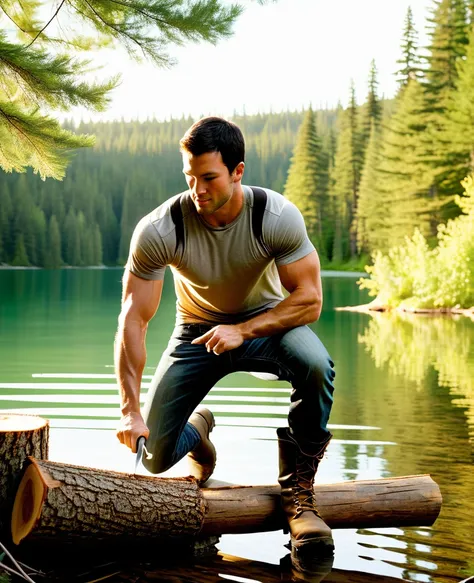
[192,324,245,355]
[116,411,150,453]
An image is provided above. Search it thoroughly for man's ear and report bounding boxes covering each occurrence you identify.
[232,161,245,182]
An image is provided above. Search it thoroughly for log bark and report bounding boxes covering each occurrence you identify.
[12,458,206,545]
[0,414,49,535]
[12,456,441,545]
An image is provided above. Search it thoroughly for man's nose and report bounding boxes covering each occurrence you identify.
[194,180,207,195]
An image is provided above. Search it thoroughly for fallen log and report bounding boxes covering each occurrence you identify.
[0,414,49,536]
[11,456,442,545]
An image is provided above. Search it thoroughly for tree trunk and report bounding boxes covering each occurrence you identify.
[12,456,441,545]
[12,457,205,545]
[0,414,49,536]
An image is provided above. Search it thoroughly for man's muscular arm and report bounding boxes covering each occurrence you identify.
[115,271,163,452]
[192,251,322,355]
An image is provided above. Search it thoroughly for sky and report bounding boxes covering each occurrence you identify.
[67,0,434,123]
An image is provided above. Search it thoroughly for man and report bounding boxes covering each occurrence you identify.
[115,117,336,561]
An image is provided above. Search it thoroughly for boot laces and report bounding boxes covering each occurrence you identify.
[292,455,322,518]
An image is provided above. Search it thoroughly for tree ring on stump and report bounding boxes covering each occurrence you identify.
[11,462,49,545]
[0,413,47,432]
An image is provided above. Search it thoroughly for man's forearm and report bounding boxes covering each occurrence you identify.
[237,288,321,340]
[114,320,147,416]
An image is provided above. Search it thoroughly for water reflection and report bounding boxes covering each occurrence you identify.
[358,311,474,444]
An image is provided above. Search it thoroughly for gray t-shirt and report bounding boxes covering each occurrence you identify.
[127,185,315,325]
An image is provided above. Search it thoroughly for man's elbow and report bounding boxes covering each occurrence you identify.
[117,301,148,331]
[303,293,322,323]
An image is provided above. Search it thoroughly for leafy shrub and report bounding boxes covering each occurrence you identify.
[358,176,474,309]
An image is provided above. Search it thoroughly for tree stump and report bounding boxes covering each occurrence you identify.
[0,414,49,536]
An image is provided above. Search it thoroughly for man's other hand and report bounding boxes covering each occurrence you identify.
[116,411,150,453]
[192,324,245,355]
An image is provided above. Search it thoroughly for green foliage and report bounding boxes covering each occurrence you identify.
[283,108,330,258]
[359,175,474,309]
[0,0,258,179]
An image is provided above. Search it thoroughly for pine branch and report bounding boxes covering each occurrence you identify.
[26,0,67,48]
[0,99,95,179]
[0,5,28,33]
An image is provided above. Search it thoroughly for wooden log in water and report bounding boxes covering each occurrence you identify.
[11,456,441,545]
[201,474,442,534]
[0,414,49,535]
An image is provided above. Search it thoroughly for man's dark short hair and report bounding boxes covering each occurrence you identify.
[180,117,245,174]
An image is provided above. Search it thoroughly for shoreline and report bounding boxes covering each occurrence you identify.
[336,301,474,320]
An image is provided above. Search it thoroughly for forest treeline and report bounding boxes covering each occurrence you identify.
[1,0,474,270]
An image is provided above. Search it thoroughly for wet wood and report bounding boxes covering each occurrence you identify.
[200,474,442,534]
[0,414,49,535]
[11,457,206,545]
[12,454,441,545]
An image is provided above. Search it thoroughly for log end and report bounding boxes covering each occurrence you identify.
[11,463,47,545]
[0,413,49,433]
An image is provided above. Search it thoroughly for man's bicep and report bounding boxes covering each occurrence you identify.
[277,251,322,296]
[121,270,163,324]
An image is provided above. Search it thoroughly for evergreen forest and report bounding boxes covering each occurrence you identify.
[1,0,474,283]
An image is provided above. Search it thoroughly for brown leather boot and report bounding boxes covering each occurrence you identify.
[187,407,216,486]
[277,427,334,569]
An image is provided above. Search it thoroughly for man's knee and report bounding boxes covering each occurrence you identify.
[142,449,174,475]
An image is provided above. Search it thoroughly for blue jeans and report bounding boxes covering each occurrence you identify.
[142,323,335,474]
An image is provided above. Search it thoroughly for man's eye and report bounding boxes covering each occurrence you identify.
[205,177,216,182]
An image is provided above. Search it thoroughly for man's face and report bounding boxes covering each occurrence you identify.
[182,150,243,217]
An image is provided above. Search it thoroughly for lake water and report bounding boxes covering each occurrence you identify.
[0,268,473,582]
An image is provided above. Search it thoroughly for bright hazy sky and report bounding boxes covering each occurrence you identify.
[71,0,433,122]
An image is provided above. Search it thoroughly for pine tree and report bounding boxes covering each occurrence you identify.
[12,233,29,266]
[396,6,422,89]
[444,22,474,179]
[422,0,470,215]
[356,121,387,254]
[283,108,329,257]
[31,207,47,266]
[360,60,382,156]
[63,208,81,265]
[0,181,12,263]
[377,78,433,248]
[0,0,255,179]
[424,0,469,107]
[45,214,62,269]
[331,83,363,260]
[92,224,103,266]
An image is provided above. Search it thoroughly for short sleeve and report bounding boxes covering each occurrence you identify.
[126,216,170,280]
[267,202,315,266]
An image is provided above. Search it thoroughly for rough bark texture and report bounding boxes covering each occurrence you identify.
[200,474,442,534]
[0,414,49,535]
[18,458,206,543]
